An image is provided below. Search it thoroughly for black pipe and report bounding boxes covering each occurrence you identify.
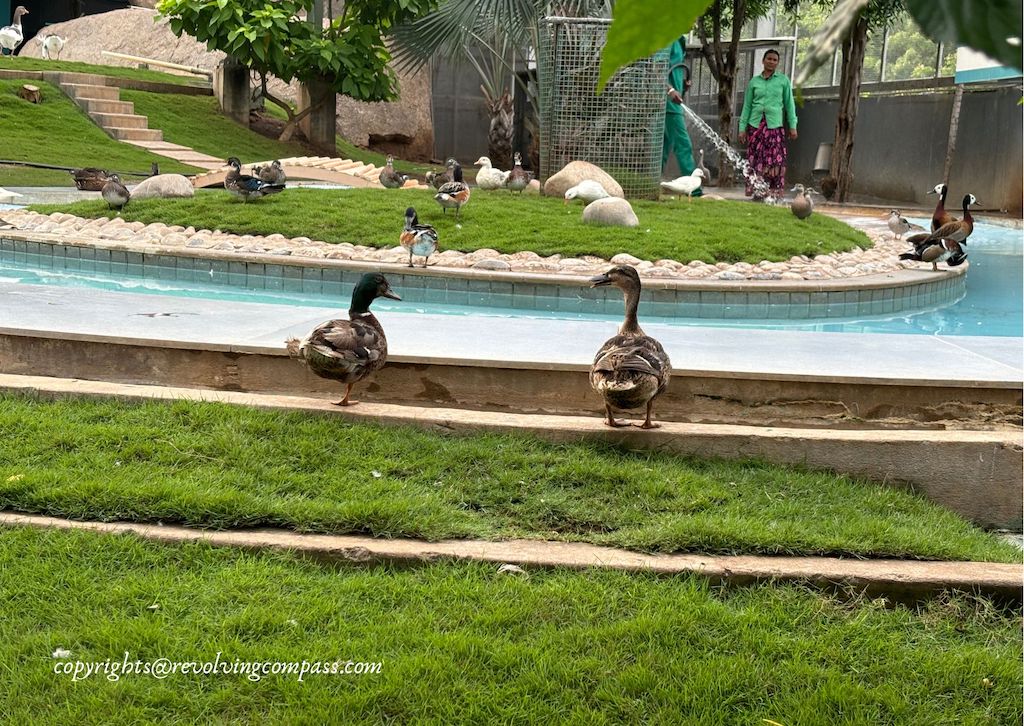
[0,159,158,177]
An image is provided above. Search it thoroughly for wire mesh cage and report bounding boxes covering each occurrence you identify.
[538,17,669,199]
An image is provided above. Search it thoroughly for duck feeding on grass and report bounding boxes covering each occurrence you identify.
[589,265,672,429]
[286,273,401,407]
[564,180,610,205]
[400,207,439,268]
[224,157,285,202]
[660,169,704,201]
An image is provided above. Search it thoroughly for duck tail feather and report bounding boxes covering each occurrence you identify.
[285,337,303,357]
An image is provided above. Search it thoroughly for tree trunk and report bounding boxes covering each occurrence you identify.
[485,89,514,169]
[716,74,734,184]
[697,0,745,186]
[830,16,869,203]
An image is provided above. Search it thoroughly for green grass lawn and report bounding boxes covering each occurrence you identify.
[0,526,1020,723]
[0,56,208,86]
[1,395,1017,562]
[27,187,869,263]
[0,80,201,187]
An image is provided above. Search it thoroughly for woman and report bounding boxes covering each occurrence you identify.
[737,49,798,200]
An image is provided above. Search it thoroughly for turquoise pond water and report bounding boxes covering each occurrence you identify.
[1,219,1021,337]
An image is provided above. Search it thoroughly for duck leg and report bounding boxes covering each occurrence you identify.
[635,399,661,430]
[408,250,414,267]
[603,404,627,428]
[333,383,357,407]
[932,262,938,271]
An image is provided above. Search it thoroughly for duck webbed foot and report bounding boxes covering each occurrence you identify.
[603,404,628,428]
[333,383,358,407]
[634,400,660,429]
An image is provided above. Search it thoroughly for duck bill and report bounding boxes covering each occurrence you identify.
[381,288,402,301]
[589,274,612,288]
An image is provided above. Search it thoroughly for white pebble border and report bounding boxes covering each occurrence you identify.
[1,209,923,281]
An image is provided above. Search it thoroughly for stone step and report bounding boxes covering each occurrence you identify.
[106,127,163,142]
[80,98,134,115]
[60,83,120,101]
[90,112,149,130]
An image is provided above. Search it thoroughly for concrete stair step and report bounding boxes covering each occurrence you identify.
[90,112,149,130]
[106,127,163,142]
[60,83,120,101]
[81,99,134,115]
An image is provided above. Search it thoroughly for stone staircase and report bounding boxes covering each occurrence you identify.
[59,76,162,143]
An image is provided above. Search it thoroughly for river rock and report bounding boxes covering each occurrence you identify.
[472,258,511,272]
[582,197,638,228]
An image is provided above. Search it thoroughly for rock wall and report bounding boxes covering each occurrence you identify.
[21,8,434,161]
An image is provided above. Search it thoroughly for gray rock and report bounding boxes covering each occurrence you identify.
[543,161,624,199]
[130,175,195,200]
[472,258,512,272]
[582,197,638,228]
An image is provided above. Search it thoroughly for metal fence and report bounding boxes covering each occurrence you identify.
[537,17,668,198]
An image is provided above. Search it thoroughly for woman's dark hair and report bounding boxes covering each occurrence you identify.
[763,48,780,60]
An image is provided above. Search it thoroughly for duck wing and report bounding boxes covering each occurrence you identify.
[303,319,387,380]
[592,336,671,387]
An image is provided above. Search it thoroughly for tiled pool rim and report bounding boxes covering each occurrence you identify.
[0,234,967,321]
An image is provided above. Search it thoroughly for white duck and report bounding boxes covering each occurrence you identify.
[564,180,610,205]
[660,169,704,201]
[38,34,67,61]
[0,6,29,55]
[474,156,510,190]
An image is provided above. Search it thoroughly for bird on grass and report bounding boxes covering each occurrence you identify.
[399,207,438,268]
[426,158,456,190]
[434,161,471,218]
[257,159,286,185]
[0,6,28,55]
[224,157,285,202]
[101,174,130,211]
[379,155,408,189]
[789,184,815,219]
[286,273,401,407]
[660,169,704,201]
[564,180,610,205]
[506,152,533,194]
[588,265,672,429]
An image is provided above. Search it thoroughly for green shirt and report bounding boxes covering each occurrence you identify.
[665,39,686,115]
[738,71,798,130]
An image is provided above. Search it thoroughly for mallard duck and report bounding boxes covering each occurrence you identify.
[564,180,610,205]
[379,155,408,189]
[789,184,813,219]
[0,6,28,55]
[927,183,956,232]
[224,157,285,202]
[70,167,110,192]
[901,194,976,270]
[506,152,533,194]
[258,159,286,185]
[474,156,510,190]
[101,175,130,211]
[434,162,470,218]
[588,265,672,429]
[886,209,925,240]
[400,207,438,267]
[660,169,704,201]
[426,158,456,190]
[286,273,401,406]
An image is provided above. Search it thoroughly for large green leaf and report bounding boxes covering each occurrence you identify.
[597,0,713,91]
[907,0,1023,71]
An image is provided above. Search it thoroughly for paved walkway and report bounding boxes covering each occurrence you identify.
[1,512,1018,600]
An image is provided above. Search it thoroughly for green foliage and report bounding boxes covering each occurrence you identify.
[908,0,1023,71]
[156,0,436,102]
[598,0,713,89]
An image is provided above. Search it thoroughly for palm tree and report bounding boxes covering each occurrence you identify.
[391,0,610,169]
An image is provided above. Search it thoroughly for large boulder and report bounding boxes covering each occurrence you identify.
[543,161,624,199]
[582,197,638,227]
[130,174,195,200]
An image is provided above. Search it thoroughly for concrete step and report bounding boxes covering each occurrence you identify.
[60,83,120,101]
[90,112,149,130]
[106,127,163,142]
[81,99,134,115]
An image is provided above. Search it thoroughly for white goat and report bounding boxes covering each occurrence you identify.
[38,34,67,60]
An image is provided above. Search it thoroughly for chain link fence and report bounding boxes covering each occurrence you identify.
[537,17,669,199]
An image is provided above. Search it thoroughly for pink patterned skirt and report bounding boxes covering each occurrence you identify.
[745,118,787,198]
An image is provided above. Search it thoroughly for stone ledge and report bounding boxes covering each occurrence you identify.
[1,512,1019,601]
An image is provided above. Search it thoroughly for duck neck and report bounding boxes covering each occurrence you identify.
[618,285,643,335]
[962,199,973,224]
